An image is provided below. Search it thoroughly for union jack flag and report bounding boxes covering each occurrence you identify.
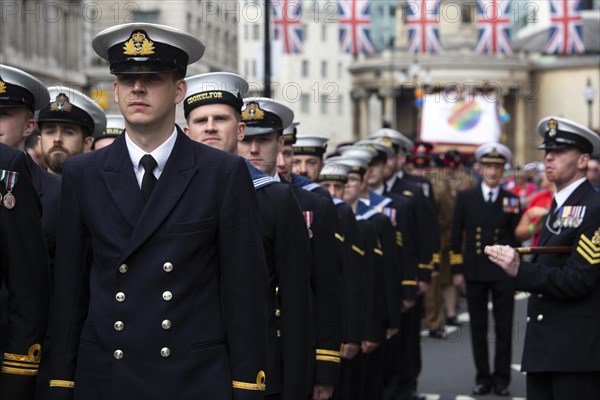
[546,0,585,54]
[405,0,442,54]
[273,0,304,54]
[475,0,512,54]
[338,0,375,55]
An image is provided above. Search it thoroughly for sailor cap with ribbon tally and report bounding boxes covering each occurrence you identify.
[475,142,513,165]
[92,23,205,75]
[293,135,329,157]
[537,116,600,158]
[0,64,49,111]
[317,160,351,183]
[337,144,377,162]
[99,114,125,138]
[37,86,107,138]
[282,122,299,145]
[184,72,248,118]
[241,97,294,137]
[368,128,414,153]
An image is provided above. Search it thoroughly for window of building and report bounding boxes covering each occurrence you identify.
[252,59,257,78]
[303,24,308,41]
[461,2,475,24]
[302,60,309,77]
[244,24,249,40]
[133,10,160,23]
[321,24,327,41]
[252,24,260,40]
[337,62,343,79]
[244,60,249,78]
[337,94,344,115]
[301,94,310,113]
[320,94,328,114]
[321,61,327,78]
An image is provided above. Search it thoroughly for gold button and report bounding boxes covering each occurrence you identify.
[537,314,543,321]
[538,294,543,299]
[476,227,481,232]
[275,309,281,317]
[476,249,482,255]
[114,350,124,360]
[275,286,279,295]
[475,234,481,239]
[114,321,124,331]
[526,317,530,322]
[163,262,173,272]
[162,291,172,301]
[116,292,125,302]
[119,264,128,273]
[162,320,172,330]
[476,241,481,247]
[276,330,281,337]
[160,347,171,358]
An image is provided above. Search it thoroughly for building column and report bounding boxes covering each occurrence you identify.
[380,87,396,128]
[514,93,527,166]
[354,88,370,139]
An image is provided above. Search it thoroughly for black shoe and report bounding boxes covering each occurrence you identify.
[446,316,462,326]
[428,328,446,339]
[472,383,492,395]
[494,385,510,396]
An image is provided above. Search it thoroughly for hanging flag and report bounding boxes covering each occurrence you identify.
[475,0,513,54]
[546,0,585,54]
[405,0,442,54]
[338,0,375,55]
[273,0,304,54]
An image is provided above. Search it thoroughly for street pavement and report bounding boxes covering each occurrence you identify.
[416,292,530,400]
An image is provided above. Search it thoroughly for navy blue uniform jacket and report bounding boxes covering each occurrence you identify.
[516,180,600,372]
[48,130,270,400]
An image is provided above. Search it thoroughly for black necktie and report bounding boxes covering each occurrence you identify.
[487,191,493,203]
[140,154,157,202]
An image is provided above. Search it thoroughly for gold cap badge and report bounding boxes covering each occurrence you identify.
[381,137,394,148]
[50,94,72,112]
[123,31,155,56]
[0,80,6,94]
[548,119,558,137]
[242,102,265,121]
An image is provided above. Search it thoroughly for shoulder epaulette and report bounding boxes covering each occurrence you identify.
[402,190,413,197]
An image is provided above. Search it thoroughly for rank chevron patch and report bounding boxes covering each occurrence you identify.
[576,229,600,265]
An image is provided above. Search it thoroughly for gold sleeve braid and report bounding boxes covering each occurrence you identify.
[2,344,42,376]
[232,370,266,391]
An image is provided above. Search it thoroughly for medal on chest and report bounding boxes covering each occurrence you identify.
[0,169,18,210]
[303,211,314,239]
[553,206,585,229]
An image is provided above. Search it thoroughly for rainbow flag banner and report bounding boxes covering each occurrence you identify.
[420,94,502,146]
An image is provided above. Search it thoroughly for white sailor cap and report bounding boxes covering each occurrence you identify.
[317,160,351,183]
[282,122,299,145]
[537,116,599,158]
[92,23,205,75]
[326,155,370,176]
[184,72,248,118]
[38,86,107,138]
[241,97,294,136]
[475,142,513,164]
[0,64,49,111]
[293,135,329,157]
[355,139,395,159]
[337,144,377,162]
[101,114,126,137]
[368,128,414,152]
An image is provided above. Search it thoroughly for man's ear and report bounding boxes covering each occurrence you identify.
[174,79,187,104]
[237,122,246,142]
[83,136,94,153]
